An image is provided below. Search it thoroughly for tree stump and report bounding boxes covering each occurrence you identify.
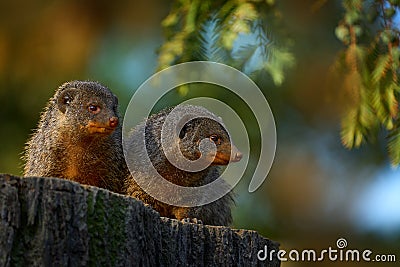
[0,174,280,266]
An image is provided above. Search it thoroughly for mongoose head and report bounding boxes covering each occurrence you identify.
[53,81,120,137]
[178,117,243,165]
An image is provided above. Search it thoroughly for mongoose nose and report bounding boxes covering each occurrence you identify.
[234,151,243,161]
[109,117,119,128]
[230,145,243,162]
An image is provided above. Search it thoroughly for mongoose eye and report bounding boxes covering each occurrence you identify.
[88,104,101,114]
[209,134,221,145]
[63,96,72,105]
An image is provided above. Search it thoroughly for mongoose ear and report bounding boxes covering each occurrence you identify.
[179,122,192,139]
[57,89,77,113]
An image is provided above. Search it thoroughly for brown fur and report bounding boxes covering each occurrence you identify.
[124,105,242,226]
[23,80,129,193]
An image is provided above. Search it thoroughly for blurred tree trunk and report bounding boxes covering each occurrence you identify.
[0,175,279,266]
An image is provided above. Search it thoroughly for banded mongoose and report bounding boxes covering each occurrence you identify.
[23,80,128,193]
[124,105,243,226]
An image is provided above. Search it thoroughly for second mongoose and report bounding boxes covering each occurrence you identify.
[124,105,243,226]
[23,80,128,193]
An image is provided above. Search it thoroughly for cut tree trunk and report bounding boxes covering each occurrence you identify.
[0,174,280,266]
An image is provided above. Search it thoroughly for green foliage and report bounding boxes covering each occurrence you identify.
[334,0,400,165]
[388,118,400,165]
[158,0,294,88]
[159,0,400,165]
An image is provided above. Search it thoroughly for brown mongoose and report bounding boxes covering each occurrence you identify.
[124,105,243,226]
[23,80,129,193]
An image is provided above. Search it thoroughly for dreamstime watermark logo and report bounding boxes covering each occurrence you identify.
[257,238,397,263]
[122,61,276,207]
[336,237,347,249]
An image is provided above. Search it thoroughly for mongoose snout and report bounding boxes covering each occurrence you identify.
[231,146,243,162]
[86,116,119,134]
[109,116,119,128]
[207,136,243,165]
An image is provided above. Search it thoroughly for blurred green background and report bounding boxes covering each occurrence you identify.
[1,1,399,266]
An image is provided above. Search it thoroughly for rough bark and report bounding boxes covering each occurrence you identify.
[0,174,280,266]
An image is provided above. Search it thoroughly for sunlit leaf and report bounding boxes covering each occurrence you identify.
[335,25,350,42]
[371,54,391,84]
[341,108,362,148]
[388,121,400,166]
[162,11,180,28]
[177,84,189,96]
[221,31,237,50]
[264,62,284,86]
